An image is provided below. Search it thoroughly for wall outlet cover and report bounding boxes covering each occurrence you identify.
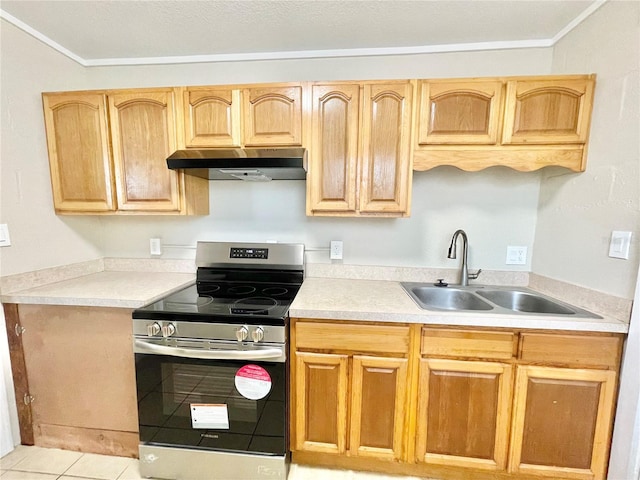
[330,240,343,260]
[506,246,527,265]
[609,231,632,259]
[0,224,11,247]
[150,238,162,256]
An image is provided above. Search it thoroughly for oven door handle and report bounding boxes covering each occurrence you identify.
[134,339,284,360]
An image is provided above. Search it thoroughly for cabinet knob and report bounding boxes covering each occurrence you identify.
[161,323,176,338]
[236,325,249,342]
[251,327,264,343]
[14,324,26,336]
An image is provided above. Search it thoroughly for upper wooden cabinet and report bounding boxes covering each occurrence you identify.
[307,81,413,217]
[181,84,303,148]
[242,85,303,146]
[502,78,595,144]
[42,93,115,213]
[43,89,208,215]
[109,89,182,212]
[182,87,241,147]
[413,74,596,172]
[417,80,503,145]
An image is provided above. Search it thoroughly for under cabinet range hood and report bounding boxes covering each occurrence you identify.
[166,148,307,181]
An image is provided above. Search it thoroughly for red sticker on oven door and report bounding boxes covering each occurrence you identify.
[235,364,272,400]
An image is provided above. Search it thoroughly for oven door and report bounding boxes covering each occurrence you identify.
[133,337,287,457]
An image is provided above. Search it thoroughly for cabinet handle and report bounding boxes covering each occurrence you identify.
[14,324,25,336]
[23,394,35,405]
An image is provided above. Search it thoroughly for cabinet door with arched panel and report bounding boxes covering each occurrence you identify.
[242,85,303,146]
[417,80,503,145]
[502,77,595,144]
[183,87,240,147]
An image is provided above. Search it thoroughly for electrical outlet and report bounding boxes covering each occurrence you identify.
[150,238,162,256]
[506,246,527,265]
[330,240,343,260]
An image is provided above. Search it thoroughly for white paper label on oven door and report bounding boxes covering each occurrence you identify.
[190,404,229,429]
[235,364,272,400]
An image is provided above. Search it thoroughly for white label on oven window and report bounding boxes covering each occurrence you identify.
[235,364,272,400]
[190,404,229,429]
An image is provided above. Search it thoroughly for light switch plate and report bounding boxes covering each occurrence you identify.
[150,238,162,256]
[609,231,632,259]
[0,224,11,247]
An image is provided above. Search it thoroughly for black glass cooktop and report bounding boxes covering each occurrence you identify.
[133,282,300,325]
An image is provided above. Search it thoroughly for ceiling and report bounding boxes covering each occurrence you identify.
[0,0,606,66]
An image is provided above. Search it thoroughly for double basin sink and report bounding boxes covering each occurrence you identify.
[401,283,601,318]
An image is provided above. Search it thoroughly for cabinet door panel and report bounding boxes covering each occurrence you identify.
[308,84,360,213]
[42,93,115,212]
[294,352,348,454]
[350,356,408,460]
[416,359,512,470]
[360,83,412,214]
[109,90,181,211]
[183,88,240,147]
[509,366,617,480]
[242,86,302,146]
[417,81,503,145]
[502,79,594,144]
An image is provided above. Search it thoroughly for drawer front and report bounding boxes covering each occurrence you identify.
[295,321,410,354]
[421,329,515,360]
[519,333,622,368]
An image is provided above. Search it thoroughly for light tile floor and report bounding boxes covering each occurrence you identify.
[1,445,429,480]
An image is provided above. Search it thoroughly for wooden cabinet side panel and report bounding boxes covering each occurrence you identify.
[308,84,360,213]
[109,90,181,211]
[42,93,115,212]
[3,303,34,445]
[360,83,413,214]
[18,305,139,435]
[294,352,348,454]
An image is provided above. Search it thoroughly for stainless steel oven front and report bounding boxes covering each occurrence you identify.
[133,320,289,480]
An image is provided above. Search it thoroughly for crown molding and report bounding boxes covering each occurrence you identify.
[1,0,608,68]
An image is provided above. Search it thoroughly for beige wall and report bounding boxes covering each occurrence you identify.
[534,1,640,298]
[0,21,105,281]
[0,17,553,280]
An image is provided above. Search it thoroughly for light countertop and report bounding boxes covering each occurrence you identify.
[1,271,195,309]
[289,277,629,333]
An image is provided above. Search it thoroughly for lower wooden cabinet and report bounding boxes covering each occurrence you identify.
[294,352,348,454]
[292,320,410,462]
[509,365,617,480]
[291,320,622,480]
[416,358,513,471]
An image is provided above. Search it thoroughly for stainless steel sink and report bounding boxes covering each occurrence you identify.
[400,283,601,318]
[475,289,576,315]
[407,286,493,311]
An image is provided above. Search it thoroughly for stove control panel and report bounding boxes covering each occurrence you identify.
[230,247,268,259]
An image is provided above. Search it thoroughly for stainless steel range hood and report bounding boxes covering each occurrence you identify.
[166,148,307,181]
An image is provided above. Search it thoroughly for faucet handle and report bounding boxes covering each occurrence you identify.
[468,269,482,280]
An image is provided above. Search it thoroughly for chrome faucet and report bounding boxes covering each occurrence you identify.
[447,229,481,286]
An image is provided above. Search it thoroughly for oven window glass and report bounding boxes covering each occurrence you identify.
[135,354,286,455]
